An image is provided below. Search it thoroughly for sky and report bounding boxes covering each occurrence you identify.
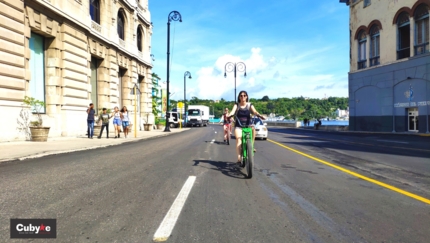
[149,0,350,102]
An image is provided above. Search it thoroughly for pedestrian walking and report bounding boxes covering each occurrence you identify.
[112,106,122,138]
[121,106,130,138]
[96,108,112,139]
[86,103,95,139]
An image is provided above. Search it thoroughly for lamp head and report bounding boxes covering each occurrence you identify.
[244,72,247,77]
[224,73,227,78]
[189,75,192,79]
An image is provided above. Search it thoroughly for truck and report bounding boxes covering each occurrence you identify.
[166,111,179,128]
[186,105,210,127]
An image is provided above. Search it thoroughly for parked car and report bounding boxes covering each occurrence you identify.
[252,117,268,140]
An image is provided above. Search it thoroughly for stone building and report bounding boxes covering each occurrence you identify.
[0,0,154,141]
[341,0,429,133]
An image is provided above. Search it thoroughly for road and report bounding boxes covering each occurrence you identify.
[1,125,429,242]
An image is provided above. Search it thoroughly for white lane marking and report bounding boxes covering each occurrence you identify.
[210,139,215,144]
[215,131,217,134]
[376,139,409,144]
[153,176,196,242]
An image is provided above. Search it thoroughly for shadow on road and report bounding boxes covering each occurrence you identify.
[193,160,246,179]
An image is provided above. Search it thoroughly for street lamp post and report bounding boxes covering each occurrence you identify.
[164,11,182,132]
[224,62,246,102]
[183,71,192,126]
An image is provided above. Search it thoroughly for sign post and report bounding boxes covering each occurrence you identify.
[178,102,183,129]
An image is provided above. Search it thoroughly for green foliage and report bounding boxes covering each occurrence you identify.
[169,96,348,120]
[155,117,166,125]
[151,73,161,117]
[22,96,45,126]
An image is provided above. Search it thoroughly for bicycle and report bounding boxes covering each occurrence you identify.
[230,115,254,178]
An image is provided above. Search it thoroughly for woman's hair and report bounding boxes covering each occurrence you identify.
[114,106,119,110]
[121,106,127,112]
[237,90,249,103]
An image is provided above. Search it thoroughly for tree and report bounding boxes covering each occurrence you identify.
[262,95,269,101]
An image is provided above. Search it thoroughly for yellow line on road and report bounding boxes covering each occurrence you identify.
[268,139,430,205]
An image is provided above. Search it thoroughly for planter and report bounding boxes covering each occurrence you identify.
[156,124,165,130]
[144,124,152,131]
[29,126,50,142]
[94,125,102,137]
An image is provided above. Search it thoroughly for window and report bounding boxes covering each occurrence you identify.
[364,0,371,7]
[414,4,429,55]
[29,32,45,113]
[357,31,367,69]
[369,25,380,67]
[90,0,100,24]
[137,27,143,52]
[117,10,125,40]
[397,12,410,59]
[90,57,98,111]
[118,69,126,107]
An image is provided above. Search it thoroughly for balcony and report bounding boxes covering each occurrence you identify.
[357,60,367,70]
[414,43,429,55]
[369,56,380,67]
[91,21,101,33]
[397,47,410,59]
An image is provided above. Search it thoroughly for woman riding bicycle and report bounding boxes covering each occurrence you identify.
[228,91,266,164]
[219,107,232,144]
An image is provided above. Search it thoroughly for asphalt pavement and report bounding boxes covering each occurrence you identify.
[1,125,429,242]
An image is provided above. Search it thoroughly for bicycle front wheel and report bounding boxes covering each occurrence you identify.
[246,139,253,178]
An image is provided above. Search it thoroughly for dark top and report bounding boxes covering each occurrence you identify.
[235,103,252,127]
[222,113,232,125]
[87,108,95,121]
[97,113,111,124]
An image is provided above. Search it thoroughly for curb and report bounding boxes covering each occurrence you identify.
[0,130,188,164]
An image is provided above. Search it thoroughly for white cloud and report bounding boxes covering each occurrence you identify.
[169,46,347,101]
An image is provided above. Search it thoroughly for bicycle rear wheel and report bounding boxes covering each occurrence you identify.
[246,139,253,178]
[226,127,230,145]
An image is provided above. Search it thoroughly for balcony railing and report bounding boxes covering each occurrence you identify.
[397,47,410,59]
[369,56,380,67]
[414,43,429,55]
[357,60,367,70]
[91,20,101,33]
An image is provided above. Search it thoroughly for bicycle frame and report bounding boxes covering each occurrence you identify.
[241,127,253,160]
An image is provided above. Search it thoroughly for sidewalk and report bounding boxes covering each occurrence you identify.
[0,128,190,163]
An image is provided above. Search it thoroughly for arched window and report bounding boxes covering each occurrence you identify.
[90,0,100,24]
[369,25,380,67]
[414,4,429,55]
[397,12,410,59]
[117,10,125,40]
[357,30,367,70]
[137,27,143,52]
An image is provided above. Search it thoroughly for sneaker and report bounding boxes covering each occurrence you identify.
[97,136,101,139]
[114,136,117,139]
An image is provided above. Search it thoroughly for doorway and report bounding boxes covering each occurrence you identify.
[408,108,418,132]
